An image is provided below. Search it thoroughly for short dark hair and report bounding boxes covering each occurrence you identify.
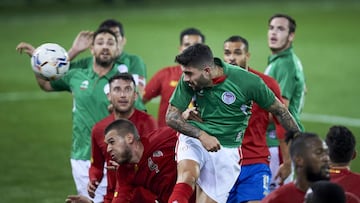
[180,27,205,45]
[325,125,356,164]
[98,19,124,37]
[308,181,346,203]
[104,119,140,140]
[287,131,320,159]
[92,28,118,44]
[269,13,296,33]
[224,35,249,52]
[108,72,136,87]
[174,43,214,69]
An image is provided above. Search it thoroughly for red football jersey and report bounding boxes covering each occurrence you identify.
[112,127,178,203]
[89,109,157,202]
[261,182,305,203]
[330,168,360,199]
[241,68,285,165]
[143,65,182,127]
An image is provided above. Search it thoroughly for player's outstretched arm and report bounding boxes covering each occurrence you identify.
[266,97,300,133]
[67,31,93,61]
[34,74,54,92]
[276,139,292,185]
[16,42,35,57]
[65,195,93,203]
[166,104,220,152]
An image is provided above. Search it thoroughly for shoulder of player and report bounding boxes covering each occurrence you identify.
[152,65,182,76]
[92,114,115,134]
[131,109,156,122]
[143,127,177,144]
[119,51,145,62]
[226,66,263,84]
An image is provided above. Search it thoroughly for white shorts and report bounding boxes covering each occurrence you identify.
[176,134,241,203]
[70,159,107,203]
[269,147,294,192]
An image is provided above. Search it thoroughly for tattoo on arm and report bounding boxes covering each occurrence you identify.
[267,98,300,132]
[165,104,202,138]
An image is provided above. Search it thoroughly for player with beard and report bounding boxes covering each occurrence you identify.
[16,19,147,111]
[263,14,307,191]
[86,73,157,203]
[166,44,300,203]
[142,27,205,127]
[19,28,124,203]
[261,131,330,203]
[222,35,289,203]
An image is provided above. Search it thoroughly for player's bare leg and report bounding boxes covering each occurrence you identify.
[196,185,217,203]
[168,159,198,203]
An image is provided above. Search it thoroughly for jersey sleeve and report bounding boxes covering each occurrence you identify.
[264,77,286,140]
[140,116,158,135]
[68,56,92,70]
[273,60,297,100]
[119,54,147,88]
[49,68,74,91]
[249,76,276,110]
[143,69,164,101]
[89,124,105,182]
[169,75,194,112]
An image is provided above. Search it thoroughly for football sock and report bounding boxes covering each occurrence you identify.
[168,183,193,203]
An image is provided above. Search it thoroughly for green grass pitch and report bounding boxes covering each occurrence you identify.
[0,0,359,202]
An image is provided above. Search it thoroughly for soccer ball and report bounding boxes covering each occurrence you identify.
[31,43,70,80]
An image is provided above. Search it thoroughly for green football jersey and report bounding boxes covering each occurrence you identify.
[264,46,306,146]
[170,58,276,148]
[51,58,120,160]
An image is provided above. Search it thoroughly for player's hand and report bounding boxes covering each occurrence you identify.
[71,31,93,52]
[107,104,114,114]
[198,131,221,152]
[16,42,35,57]
[87,180,99,198]
[275,162,292,185]
[182,107,203,122]
[105,160,119,170]
[68,30,93,60]
[65,195,93,203]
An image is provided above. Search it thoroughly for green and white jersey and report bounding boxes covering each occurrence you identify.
[170,58,276,148]
[116,52,147,111]
[264,46,306,146]
[51,58,119,160]
[70,52,147,111]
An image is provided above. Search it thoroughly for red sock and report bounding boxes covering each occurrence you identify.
[168,183,194,203]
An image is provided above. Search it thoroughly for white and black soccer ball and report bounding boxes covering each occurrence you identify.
[31,43,70,80]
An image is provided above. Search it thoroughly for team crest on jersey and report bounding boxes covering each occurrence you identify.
[221,91,236,104]
[104,83,110,94]
[153,150,163,157]
[148,157,160,173]
[80,80,89,90]
[196,89,204,97]
[117,64,129,73]
[170,80,178,87]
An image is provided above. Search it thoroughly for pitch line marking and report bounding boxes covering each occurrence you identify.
[1,92,360,127]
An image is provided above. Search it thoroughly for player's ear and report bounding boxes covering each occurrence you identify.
[289,32,295,42]
[125,133,135,143]
[90,44,95,55]
[294,155,303,167]
[120,37,127,47]
[352,150,357,160]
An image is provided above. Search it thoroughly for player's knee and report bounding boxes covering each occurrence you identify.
[177,160,199,188]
